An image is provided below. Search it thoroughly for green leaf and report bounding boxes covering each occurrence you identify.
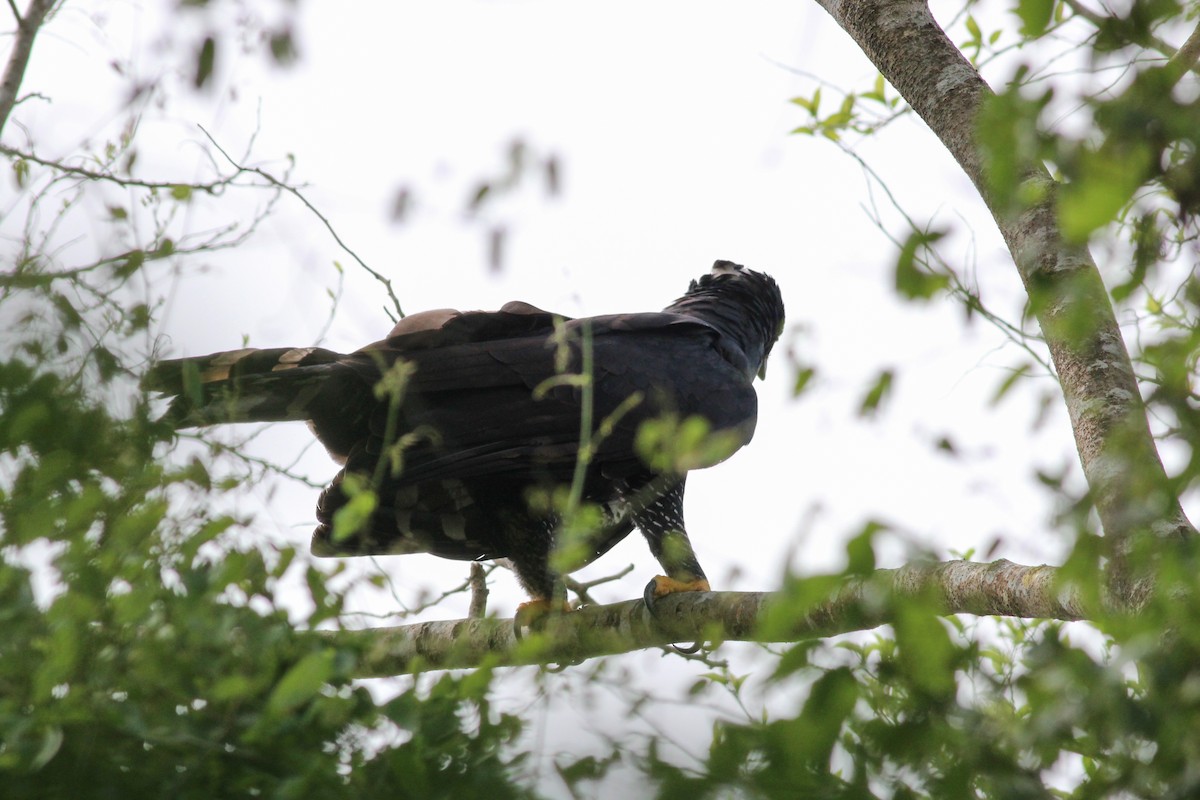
[846,520,885,575]
[792,365,815,397]
[194,36,216,89]
[863,74,887,103]
[31,727,64,770]
[790,95,815,114]
[1015,0,1055,37]
[332,483,377,542]
[170,184,193,202]
[858,369,894,417]
[265,649,336,717]
[759,573,845,645]
[51,294,83,329]
[975,85,1052,212]
[771,667,859,768]
[114,249,145,279]
[965,14,982,41]
[893,602,957,699]
[211,673,258,702]
[269,28,298,64]
[468,182,491,212]
[1058,142,1152,242]
[990,363,1032,405]
[636,413,743,473]
[127,302,152,331]
[13,158,29,188]
[1111,213,1161,302]
[894,229,949,300]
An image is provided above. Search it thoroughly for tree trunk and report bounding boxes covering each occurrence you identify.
[811,0,1195,604]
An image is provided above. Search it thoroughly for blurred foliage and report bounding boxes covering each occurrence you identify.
[646,537,1200,798]
[2,0,1199,797]
[0,353,528,796]
[774,0,1200,797]
[0,3,530,797]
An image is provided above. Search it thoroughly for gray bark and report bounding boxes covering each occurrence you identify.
[0,0,57,138]
[334,560,1086,676]
[812,0,1195,600]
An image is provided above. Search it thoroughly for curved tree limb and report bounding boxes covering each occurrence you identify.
[0,0,57,138]
[1166,18,1200,82]
[1061,0,1200,81]
[328,559,1087,677]
[811,0,1196,602]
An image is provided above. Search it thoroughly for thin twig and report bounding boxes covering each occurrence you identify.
[199,125,405,321]
[469,562,489,619]
[1062,0,1200,78]
[0,143,243,193]
[835,138,1055,376]
[563,563,635,606]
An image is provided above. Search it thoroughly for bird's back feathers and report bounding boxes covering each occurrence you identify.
[144,261,785,599]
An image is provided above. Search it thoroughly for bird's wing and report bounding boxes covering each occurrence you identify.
[339,311,735,486]
[310,305,765,561]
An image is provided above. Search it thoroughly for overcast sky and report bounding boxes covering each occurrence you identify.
[10,0,1134,791]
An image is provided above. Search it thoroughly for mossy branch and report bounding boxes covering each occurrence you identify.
[326,559,1088,677]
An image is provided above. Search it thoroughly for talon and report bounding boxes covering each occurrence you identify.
[643,575,711,616]
[513,598,571,639]
[643,575,710,654]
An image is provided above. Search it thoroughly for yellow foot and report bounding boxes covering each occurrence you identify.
[643,576,710,654]
[513,598,571,637]
[644,575,711,602]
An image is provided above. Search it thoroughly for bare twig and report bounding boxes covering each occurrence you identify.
[199,125,405,321]
[468,562,489,619]
[834,138,1056,377]
[0,143,243,193]
[563,563,635,606]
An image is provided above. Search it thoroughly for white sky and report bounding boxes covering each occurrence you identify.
[11,0,1178,794]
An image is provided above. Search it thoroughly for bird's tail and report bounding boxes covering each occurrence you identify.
[142,346,349,427]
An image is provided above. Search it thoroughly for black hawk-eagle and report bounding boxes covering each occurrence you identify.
[145,260,785,619]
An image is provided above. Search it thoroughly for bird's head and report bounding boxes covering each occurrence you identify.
[670,260,786,380]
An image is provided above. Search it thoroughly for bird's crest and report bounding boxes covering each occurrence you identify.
[667,260,786,380]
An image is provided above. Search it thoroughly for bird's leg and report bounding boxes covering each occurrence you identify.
[513,584,570,637]
[632,479,711,607]
[633,479,709,654]
[510,520,571,636]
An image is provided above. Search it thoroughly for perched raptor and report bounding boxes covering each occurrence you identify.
[145,261,785,617]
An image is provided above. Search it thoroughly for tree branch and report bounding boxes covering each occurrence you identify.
[199,126,406,321]
[1062,0,1200,79]
[0,0,56,138]
[1166,18,1200,82]
[811,0,1196,598]
[0,142,245,193]
[326,559,1087,676]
